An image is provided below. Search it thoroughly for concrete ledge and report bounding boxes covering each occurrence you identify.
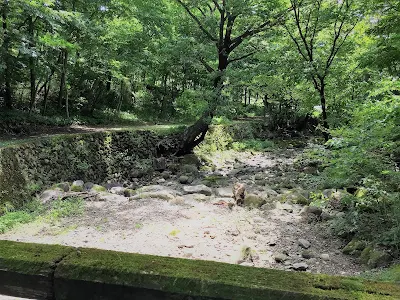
[1,241,399,300]
[0,240,73,299]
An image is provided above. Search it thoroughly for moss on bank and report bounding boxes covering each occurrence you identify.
[0,240,73,275]
[1,240,399,299]
[55,247,400,300]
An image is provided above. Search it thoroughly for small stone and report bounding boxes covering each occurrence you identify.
[307,206,323,216]
[321,211,333,221]
[292,262,308,271]
[281,203,294,213]
[302,250,314,259]
[298,239,311,249]
[83,182,94,191]
[274,253,289,263]
[253,217,264,223]
[162,171,172,179]
[179,175,190,184]
[320,254,330,261]
[110,187,126,195]
[157,178,166,184]
[254,173,265,181]
[239,262,254,267]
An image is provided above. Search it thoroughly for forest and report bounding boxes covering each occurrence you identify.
[0,0,399,280]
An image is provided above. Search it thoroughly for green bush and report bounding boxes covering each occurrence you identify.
[231,139,274,152]
[324,97,400,247]
[174,90,209,122]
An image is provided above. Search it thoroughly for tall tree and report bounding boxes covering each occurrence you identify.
[284,0,360,140]
[1,0,12,109]
[174,0,288,154]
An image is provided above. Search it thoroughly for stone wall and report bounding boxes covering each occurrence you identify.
[0,130,177,209]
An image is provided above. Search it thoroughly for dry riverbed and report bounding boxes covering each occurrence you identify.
[0,141,364,276]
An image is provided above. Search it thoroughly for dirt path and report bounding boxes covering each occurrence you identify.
[0,142,364,277]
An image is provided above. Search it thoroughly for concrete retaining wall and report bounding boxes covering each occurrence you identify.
[0,240,399,300]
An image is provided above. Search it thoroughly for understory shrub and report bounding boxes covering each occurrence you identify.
[324,97,400,247]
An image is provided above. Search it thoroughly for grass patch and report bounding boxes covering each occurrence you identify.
[231,139,275,152]
[45,197,85,222]
[0,211,35,234]
[360,264,400,283]
[0,197,85,234]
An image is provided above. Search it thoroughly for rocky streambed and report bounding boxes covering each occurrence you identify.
[0,140,379,276]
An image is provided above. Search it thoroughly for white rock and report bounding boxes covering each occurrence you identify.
[298,239,311,249]
[183,185,212,196]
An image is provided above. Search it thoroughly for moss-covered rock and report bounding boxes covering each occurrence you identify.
[90,184,107,193]
[53,182,70,192]
[360,247,392,268]
[343,239,367,256]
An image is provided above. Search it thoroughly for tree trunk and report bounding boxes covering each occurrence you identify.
[2,0,12,109]
[42,80,51,115]
[319,82,330,141]
[248,90,251,105]
[176,52,227,155]
[28,16,36,114]
[58,49,68,109]
[244,88,247,106]
[263,95,269,119]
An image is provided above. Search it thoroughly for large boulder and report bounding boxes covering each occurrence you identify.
[153,157,167,171]
[136,185,180,195]
[360,247,392,268]
[53,182,70,192]
[110,186,126,196]
[71,180,84,192]
[130,191,176,202]
[180,154,201,167]
[215,187,233,198]
[39,188,64,204]
[180,164,199,176]
[183,185,212,196]
[244,194,266,208]
[342,239,366,256]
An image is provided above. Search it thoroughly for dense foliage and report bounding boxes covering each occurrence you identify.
[0,1,399,246]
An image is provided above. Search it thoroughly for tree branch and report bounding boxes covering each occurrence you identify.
[175,0,218,42]
[212,0,223,14]
[227,51,256,65]
[230,8,291,52]
[199,57,215,73]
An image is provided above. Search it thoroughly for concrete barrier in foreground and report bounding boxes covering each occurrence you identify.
[0,240,399,300]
